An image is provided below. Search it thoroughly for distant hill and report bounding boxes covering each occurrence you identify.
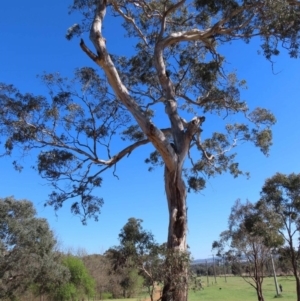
[191,258,217,265]
[192,255,249,265]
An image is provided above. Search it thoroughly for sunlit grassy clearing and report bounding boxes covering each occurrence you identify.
[92,276,297,301]
[189,276,297,301]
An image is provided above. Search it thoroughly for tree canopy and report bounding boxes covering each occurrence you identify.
[106,218,163,298]
[50,255,95,301]
[213,199,283,301]
[2,0,294,221]
[0,196,68,301]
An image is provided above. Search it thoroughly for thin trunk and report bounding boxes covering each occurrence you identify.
[150,284,154,301]
[288,237,300,301]
[296,277,300,301]
[256,282,265,301]
[162,166,188,301]
[250,246,264,301]
[291,253,300,301]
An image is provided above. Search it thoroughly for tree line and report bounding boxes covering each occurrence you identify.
[1,197,187,301]
[2,172,300,301]
[0,197,95,301]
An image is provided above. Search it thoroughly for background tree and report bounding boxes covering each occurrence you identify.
[0,196,68,301]
[277,246,293,275]
[259,172,300,301]
[213,199,283,301]
[1,0,300,299]
[82,254,114,299]
[140,243,166,301]
[30,251,70,301]
[106,218,163,299]
[51,255,95,301]
[119,265,144,298]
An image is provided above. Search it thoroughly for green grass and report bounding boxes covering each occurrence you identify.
[95,276,297,301]
[189,276,297,301]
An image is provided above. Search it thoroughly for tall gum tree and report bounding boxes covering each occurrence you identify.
[259,173,300,301]
[1,0,300,300]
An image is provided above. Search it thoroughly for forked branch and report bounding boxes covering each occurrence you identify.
[81,0,178,172]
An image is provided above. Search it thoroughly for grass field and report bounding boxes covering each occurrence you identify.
[188,276,297,301]
[94,276,297,301]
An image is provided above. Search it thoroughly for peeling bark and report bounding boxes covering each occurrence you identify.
[165,166,187,250]
[162,165,188,301]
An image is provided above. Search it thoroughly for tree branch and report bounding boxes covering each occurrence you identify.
[98,138,149,166]
[111,1,149,46]
[80,0,177,172]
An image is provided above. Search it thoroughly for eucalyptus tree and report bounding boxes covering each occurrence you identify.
[1,0,300,300]
[106,218,164,299]
[259,173,300,301]
[106,218,158,267]
[0,197,68,301]
[213,199,283,301]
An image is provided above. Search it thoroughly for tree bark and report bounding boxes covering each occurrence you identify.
[296,277,300,301]
[162,165,188,301]
[287,233,300,301]
[291,253,300,301]
[256,283,265,301]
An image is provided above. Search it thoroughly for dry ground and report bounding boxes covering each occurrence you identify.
[142,286,162,301]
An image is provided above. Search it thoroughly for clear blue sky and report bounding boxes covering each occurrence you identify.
[1,0,300,259]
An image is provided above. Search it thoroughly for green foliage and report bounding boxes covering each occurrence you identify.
[106,218,166,299]
[187,176,206,193]
[121,125,145,142]
[261,173,300,211]
[120,267,144,298]
[162,248,192,290]
[2,0,297,212]
[101,291,113,299]
[52,282,77,301]
[259,172,300,299]
[277,246,293,275]
[105,237,192,300]
[213,199,284,301]
[0,196,67,300]
[118,218,156,255]
[51,255,95,301]
[107,218,158,266]
[0,68,131,222]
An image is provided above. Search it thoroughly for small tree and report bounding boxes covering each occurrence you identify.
[106,218,164,300]
[82,254,113,299]
[0,196,68,301]
[213,199,283,301]
[119,265,144,298]
[259,172,300,301]
[51,255,95,301]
